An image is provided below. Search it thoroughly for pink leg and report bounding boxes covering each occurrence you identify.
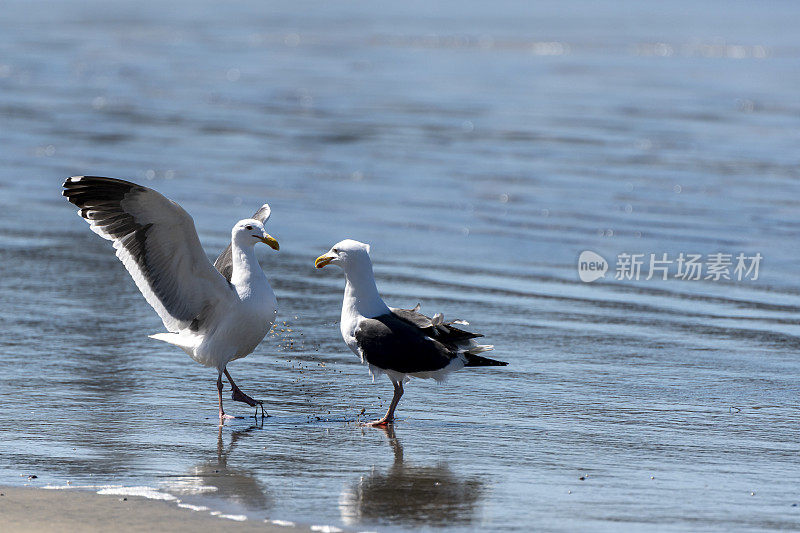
[217,373,237,423]
[364,381,404,427]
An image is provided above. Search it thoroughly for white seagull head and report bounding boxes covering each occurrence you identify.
[315,239,371,270]
[232,218,279,250]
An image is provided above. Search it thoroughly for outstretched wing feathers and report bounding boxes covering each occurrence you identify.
[63,176,235,333]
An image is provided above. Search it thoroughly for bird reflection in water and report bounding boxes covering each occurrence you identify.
[339,426,484,527]
[162,424,270,511]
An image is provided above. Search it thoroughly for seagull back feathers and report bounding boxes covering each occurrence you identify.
[355,313,453,373]
[63,176,236,333]
[355,305,507,374]
[391,306,484,344]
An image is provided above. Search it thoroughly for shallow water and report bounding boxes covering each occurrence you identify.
[2,0,800,530]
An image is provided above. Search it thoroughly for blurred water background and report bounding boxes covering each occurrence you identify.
[1,0,800,530]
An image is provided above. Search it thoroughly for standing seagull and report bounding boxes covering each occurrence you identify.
[315,239,507,426]
[63,176,280,422]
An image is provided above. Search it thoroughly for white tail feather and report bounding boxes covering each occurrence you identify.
[149,332,196,353]
[466,344,494,355]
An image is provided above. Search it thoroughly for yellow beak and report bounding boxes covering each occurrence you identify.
[315,253,334,269]
[258,234,280,251]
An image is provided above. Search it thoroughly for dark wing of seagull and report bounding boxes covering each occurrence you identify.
[213,204,272,282]
[387,306,507,367]
[390,306,483,345]
[63,176,236,333]
[354,313,455,373]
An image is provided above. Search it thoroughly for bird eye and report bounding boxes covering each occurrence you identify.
[245,225,253,230]
[332,248,339,253]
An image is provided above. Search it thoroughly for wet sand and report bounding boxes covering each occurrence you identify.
[0,486,300,533]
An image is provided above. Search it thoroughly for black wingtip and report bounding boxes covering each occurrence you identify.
[62,176,141,212]
[464,354,508,367]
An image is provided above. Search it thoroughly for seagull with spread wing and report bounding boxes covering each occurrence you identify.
[315,239,507,426]
[63,176,279,422]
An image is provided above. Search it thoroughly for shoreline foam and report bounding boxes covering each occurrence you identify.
[0,486,301,533]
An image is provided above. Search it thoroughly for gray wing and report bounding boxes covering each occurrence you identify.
[63,176,236,333]
[213,204,272,281]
